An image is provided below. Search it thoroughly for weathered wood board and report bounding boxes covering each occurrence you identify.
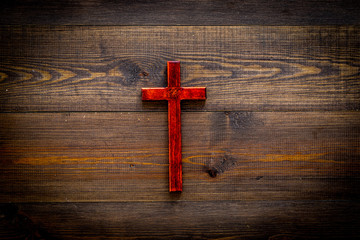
[1,0,360,25]
[1,112,359,202]
[1,26,359,112]
[1,201,359,240]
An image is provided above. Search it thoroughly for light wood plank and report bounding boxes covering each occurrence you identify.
[1,26,359,112]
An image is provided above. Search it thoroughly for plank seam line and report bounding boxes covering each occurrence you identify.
[0,110,359,114]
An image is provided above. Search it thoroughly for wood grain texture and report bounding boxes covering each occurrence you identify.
[1,201,359,240]
[1,0,360,25]
[1,2,360,238]
[1,112,359,202]
[1,26,359,112]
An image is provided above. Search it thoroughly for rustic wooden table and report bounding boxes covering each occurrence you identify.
[0,1,359,239]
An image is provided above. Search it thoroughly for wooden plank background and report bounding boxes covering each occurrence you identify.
[1,111,359,202]
[1,26,359,112]
[1,0,360,25]
[1,1,360,239]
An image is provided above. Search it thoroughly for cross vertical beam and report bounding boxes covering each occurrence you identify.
[168,98,182,191]
[142,61,206,192]
[167,61,182,192]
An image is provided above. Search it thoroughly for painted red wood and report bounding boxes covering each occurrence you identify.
[142,61,206,192]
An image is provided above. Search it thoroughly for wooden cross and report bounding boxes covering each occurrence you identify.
[142,61,206,192]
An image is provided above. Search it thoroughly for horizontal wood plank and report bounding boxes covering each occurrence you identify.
[1,26,359,112]
[0,201,359,239]
[1,0,360,25]
[1,112,359,202]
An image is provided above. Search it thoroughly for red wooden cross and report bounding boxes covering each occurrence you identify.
[142,61,206,192]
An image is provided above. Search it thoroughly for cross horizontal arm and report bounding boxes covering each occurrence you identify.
[180,87,206,100]
[142,88,168,100]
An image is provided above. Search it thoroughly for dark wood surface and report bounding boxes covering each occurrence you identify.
[1,201,359,240]
[1,1,360,239]
[1,112,359,202]
[1,26,359,112]
[1,0,360,25]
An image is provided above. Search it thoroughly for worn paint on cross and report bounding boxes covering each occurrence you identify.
[142,61,206,192]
